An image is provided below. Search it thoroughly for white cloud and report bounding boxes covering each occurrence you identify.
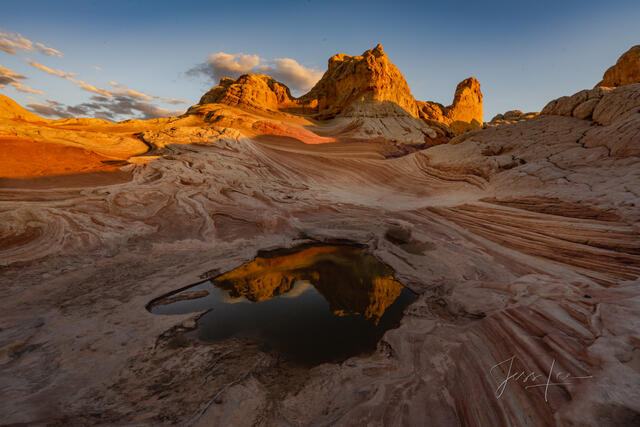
[206,52,261,79]
[188,52,323,92]
[27,59,112,97]
[0,29,62,57]
[34,42,63,57]
[72,78,112,97]
[26,59,75,78]
[257,58,323,92]
[109,81,153,100]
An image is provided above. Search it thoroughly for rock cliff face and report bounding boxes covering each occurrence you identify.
[597,45,640,87]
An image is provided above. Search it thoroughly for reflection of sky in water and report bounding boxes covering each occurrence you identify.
[151,246,416,365]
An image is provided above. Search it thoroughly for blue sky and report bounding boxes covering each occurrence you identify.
[1,0,639,121]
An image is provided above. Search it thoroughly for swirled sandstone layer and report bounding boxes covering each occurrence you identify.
[0,46,639,426]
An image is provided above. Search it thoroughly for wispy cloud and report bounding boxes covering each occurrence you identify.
[25,59,191,108]
[71,78,112,97]
[0,64,43,95]
[26,59,75,78]
[165,97,188,105]
[34,42,63,57]
[187,51,323,92]
[0,65,26,81]
[16,52,188,121]
[28,95,185,121]
[27,59,112,97]
[92,65,102,71]
[109,81,188,105]
[0,29,63,57]
[11,81,44,95]
[109,81,153,100]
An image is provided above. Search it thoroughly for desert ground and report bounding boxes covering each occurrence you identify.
[0,44,639,425]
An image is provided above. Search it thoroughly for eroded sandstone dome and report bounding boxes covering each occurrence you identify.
[597,45,640,88]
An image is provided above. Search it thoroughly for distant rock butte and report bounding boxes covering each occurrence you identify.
[417,77,483,133]
[597,45,640,88]
[486,110,539,128]
[195,44,484,135]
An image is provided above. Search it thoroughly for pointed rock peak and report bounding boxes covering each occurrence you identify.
[416,77,483,134]
[302,44,417,119]
[371,43,384,56]
[597,45,640,88]
[455,77,481,95]
[452,77,483,110]
[450,77,483,126]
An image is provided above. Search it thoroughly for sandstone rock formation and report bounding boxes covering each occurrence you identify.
[417,77,484,134]
[597,45,640,87]
[198,74,295,112]
[298,43,419,119]
[541,83,640,156]
[194,45,484,140]
[1,46,638,427]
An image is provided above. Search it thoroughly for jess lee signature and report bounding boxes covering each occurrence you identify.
[490,355,593,402]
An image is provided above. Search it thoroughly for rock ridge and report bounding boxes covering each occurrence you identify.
[195,44,484,136]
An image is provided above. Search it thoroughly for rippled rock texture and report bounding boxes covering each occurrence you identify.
[0,45,639,426]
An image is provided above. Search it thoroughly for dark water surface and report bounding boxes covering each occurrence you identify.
[150,245,416,365]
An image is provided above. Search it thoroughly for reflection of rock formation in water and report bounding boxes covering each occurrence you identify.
[213,245,403,323]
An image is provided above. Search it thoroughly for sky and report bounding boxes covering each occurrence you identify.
[1,0,639,121]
